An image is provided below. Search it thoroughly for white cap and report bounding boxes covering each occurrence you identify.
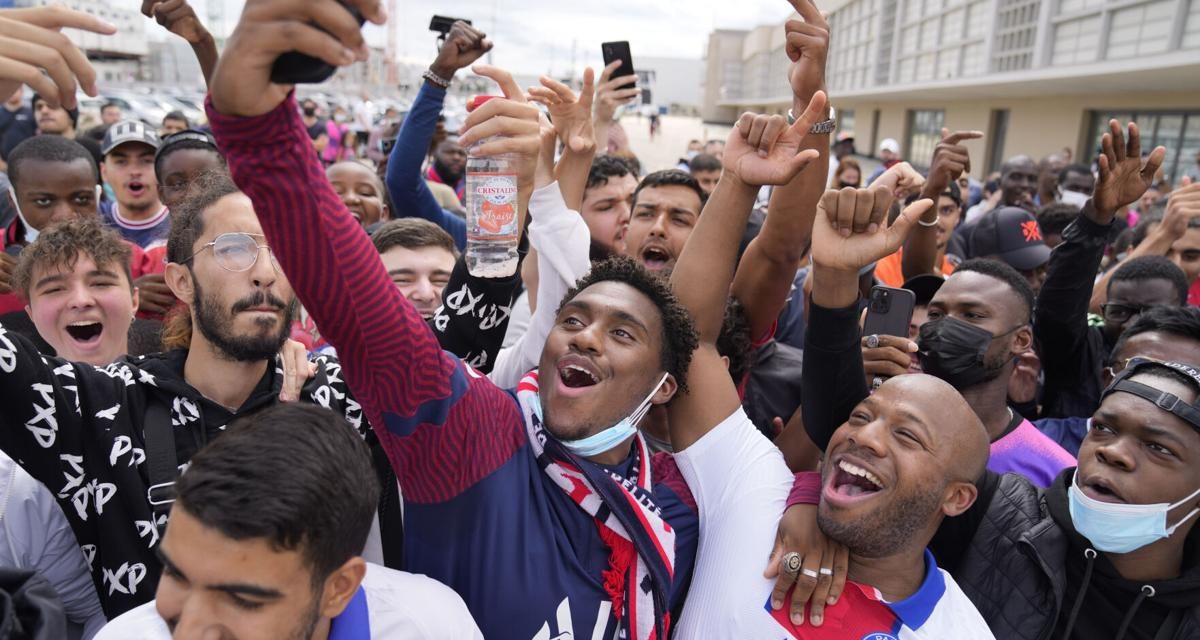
[879,138,900,154]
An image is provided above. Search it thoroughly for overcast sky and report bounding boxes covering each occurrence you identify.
[178,0,795,76]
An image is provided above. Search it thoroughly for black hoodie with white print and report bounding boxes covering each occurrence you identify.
[0,323,364,619]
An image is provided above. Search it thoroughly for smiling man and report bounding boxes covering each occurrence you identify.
[12,217,138,365]
[100,121,170,248]
[370,218,455,319]
[623,169,706,276]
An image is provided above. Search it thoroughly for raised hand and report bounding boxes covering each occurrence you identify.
[723,91,827,187]
[0,251,15,295]
[593,60,639,124]
[1093,119,1167,221]
[133,272,176,316]
[142,0,209,44]
[923,128,982,198]
[784,0,829,103]
[0,6,116,109]
[527,68,596,154]
[812,187,933,272]
[1159,177,1200,242]
[459,64,542,195]
[868,161,925,199]
[428,20,491,80]
[210,0,386,118]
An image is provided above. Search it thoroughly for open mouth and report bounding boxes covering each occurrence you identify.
[1083,477,1126,503]
[559,363,600,388]
[127,181,147,197]
[829,458,884,498]
[64,321,103,344]
[640,246,671,271]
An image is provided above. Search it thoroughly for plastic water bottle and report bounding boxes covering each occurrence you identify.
[464,95,520,278]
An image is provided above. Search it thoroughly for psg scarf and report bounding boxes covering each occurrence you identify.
[517,372,676,640]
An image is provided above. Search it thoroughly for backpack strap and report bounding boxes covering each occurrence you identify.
[143,400,178,517]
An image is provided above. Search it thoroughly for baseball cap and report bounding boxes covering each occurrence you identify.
[879,138,900,154]
[101,120,161,156]
[902,274,946,307]
[968,206,1051,271]
[942,180,962,206]
[835,131,855,144]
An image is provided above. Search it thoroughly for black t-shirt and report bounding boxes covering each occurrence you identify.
[305,118,328,141]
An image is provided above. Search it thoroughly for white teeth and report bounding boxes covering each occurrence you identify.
[838,460,883,488]
[68,321,100,327]
[563,365,598,382]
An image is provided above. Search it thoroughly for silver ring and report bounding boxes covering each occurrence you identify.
[872,376,884,390]
[781,552,802,575]
[819,567,833,576]
[802,568,819,579]
[866,334,880,349]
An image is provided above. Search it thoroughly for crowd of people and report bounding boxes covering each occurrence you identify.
[0,0,1194,638]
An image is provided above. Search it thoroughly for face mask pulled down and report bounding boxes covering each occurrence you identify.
[1069,470,1200,554]
[532,373,669,457]
[917,316,1015,390]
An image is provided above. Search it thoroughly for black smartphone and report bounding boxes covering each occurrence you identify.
[863,286,916,339]
[601,41,635,78]
[430,15,472,35]
[270,1,366,85]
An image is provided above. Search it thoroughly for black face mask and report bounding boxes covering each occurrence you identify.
[917,317,1013,390]
[302,106,317,117]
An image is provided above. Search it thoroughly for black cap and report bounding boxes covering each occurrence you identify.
[968,206,1051,271]
[902,274,946,307]
[1103,357,1200,432]
[942,180,962,206]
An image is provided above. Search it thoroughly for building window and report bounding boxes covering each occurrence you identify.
[905,109,945,170]
[986,109,1010,174]
[838,109,856,138]
[1087,110,1200,185]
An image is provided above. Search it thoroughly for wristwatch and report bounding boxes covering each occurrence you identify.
[787,108,835,134]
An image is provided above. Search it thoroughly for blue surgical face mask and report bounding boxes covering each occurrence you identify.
[1068,469,1200,554]
[534,373,668,458]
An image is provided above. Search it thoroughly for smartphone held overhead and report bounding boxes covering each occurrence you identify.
[270,1,365,84]
[601,41,635,78]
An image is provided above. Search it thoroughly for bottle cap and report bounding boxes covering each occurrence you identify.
[468,95,500,112]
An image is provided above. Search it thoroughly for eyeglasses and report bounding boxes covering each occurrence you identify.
[186,232,280,273]
[1101,302,1155,323]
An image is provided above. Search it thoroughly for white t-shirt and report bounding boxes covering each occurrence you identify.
[94,563,482,640]
[671,408,995,639]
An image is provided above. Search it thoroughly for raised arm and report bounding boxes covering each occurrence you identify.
[901,129,982,279]
[141,0,219,87]
[489,116,592,387]
[529,70,598,212]
[802,187,932,450]
[668,96,825,452]
[591,61,639,156]
[1037,120,1165,416]
[731,0,830,341]
[207,1,537,503]
[384,21,493,249]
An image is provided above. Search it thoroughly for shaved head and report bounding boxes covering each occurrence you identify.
[818,373,989,559]
[883,374,990,482]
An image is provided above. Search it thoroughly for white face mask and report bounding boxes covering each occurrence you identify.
[1058,188,1090,208]
[7,185,101,244]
